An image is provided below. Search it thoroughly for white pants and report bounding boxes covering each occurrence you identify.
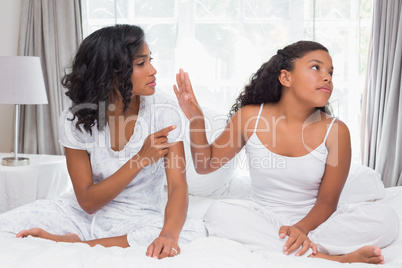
[203,199,399,256]
[0,198,207,247]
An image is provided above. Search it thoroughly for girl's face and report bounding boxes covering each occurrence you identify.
[287,50,334,108]
[131,42,157,96]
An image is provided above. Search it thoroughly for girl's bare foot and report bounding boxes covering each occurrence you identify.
[311,246,385,264]
[16,227,81,243]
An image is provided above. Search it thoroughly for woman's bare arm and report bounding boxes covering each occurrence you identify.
[174,69,250,174]
[146,141,188,259]
[66,125,176,214]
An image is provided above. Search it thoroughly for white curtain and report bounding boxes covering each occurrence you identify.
[17,0,82,155]
[361,0,402,187]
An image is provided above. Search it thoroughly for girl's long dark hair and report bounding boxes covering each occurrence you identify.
[229,40,331,118]
[62,24,145,134]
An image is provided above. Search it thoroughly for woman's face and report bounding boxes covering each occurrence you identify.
[287,50,334,108]
[131,42,157,96]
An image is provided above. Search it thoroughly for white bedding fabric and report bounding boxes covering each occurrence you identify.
[0,186,401,268]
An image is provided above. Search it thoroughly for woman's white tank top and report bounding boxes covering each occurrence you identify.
[245,103,336,220]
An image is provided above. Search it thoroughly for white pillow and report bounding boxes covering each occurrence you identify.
[184,106,238,197]
[338,164,385,205]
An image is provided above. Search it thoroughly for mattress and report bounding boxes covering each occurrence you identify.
[0,186,401,268]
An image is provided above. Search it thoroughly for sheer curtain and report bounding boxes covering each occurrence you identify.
[361,0,402,187]
[81,0,372,162]
[18,0,82,155]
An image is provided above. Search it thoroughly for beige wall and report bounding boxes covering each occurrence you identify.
[0,0,21,153]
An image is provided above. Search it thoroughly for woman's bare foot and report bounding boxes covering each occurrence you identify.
[311,246,385,264]
[16,227,81,243]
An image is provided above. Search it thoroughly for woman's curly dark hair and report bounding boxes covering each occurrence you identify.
[229,40,332,118]
[62,24,145,134]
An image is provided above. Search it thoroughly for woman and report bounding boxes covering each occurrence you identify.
[0,24,206,259]
[173,40,398,264]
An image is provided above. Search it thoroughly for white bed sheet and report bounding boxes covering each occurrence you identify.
[0,187,401,268]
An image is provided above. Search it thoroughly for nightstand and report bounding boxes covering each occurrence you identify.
[0,153,72,213]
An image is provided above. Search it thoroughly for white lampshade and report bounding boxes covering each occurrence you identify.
[0,56,48,104]
[0,56,48,166]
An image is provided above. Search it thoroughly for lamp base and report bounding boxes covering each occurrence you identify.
[2,157,30,166]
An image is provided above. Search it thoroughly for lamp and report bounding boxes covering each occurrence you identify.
[0,56,48,166]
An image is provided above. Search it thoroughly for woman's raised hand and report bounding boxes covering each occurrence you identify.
[134,125,176,168]
[173,69,203,120]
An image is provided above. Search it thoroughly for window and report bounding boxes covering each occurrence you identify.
[81,0,373,162]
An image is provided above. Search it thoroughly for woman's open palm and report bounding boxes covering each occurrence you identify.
[173,69,203,120]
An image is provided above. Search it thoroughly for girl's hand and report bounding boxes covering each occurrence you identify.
[146,235,181,259]
[279,225,317,256]
[173,69,203,121]
[135,125,176,167]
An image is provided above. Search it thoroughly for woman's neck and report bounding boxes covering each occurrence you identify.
[275,93,317,123]
[106,95,141,151]
[107,95,140,118]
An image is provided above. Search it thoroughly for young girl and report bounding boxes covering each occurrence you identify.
[0,24,206,259]
[173,41,398,264]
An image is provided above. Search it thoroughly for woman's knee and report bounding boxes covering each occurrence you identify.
[351,204,399,247]
[372,205,399,243]
[362,204,398,228]
[203,201,231,224]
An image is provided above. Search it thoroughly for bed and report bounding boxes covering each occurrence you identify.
[1,106,401,268]
[0,180,401,268]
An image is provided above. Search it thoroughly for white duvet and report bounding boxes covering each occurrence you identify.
[1,185,401,268]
